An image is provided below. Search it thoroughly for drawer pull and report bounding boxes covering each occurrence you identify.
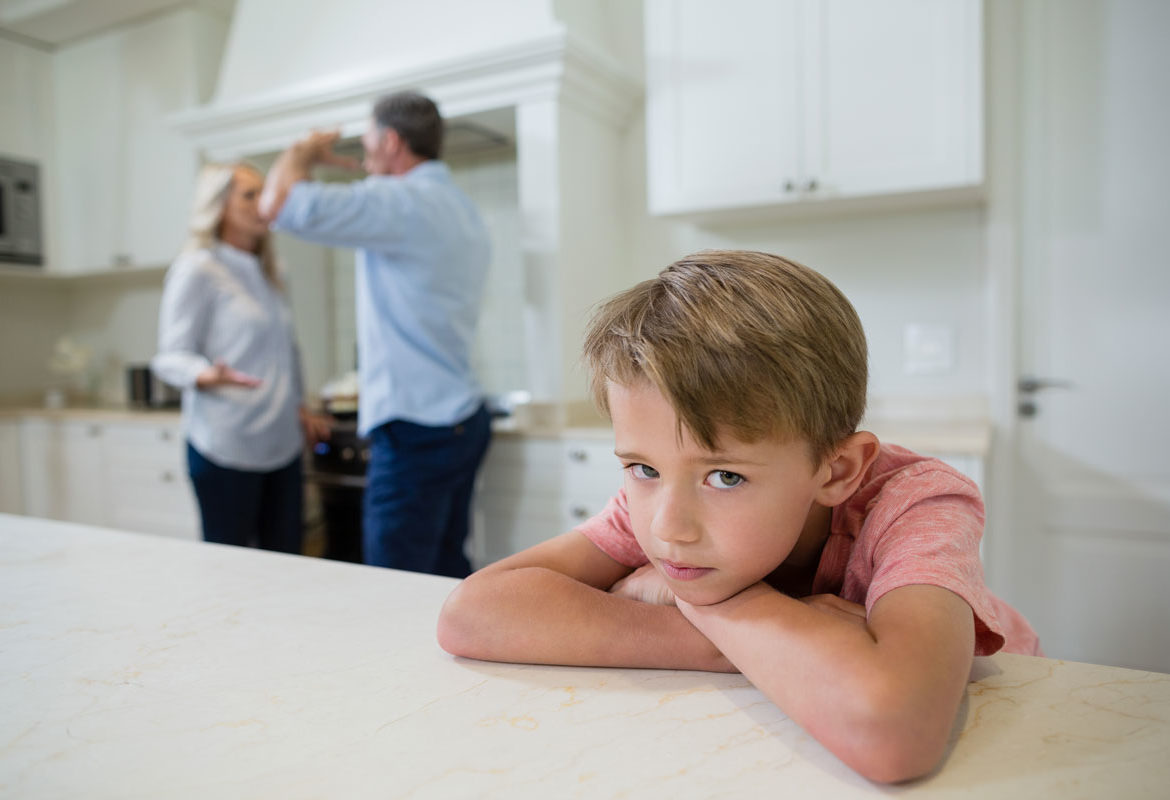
[568,449,587,463]
[570,505,590,520]
[161,470,175,483]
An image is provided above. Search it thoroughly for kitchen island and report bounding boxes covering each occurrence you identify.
[1,514,1167,798]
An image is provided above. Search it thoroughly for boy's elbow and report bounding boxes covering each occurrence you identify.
[435,576,492,659]
[435,580,479,654]
[845,738,944,785]
[833,679,953,784]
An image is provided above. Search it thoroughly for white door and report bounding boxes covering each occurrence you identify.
[1007,0,1170,672]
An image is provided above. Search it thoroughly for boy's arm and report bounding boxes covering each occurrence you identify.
[677,583,975,784]
[437,531,735,672]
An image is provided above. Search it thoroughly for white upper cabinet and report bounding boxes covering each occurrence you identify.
[645,0,983,216]
[51,9,226,274]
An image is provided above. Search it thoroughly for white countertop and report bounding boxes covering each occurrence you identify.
[0,404,992,455]
[2,514,1167,798]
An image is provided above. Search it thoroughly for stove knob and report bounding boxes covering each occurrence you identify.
[341,447,355,461]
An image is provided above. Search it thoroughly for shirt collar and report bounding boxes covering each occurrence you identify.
[212,241,265,283]
[402,159,449,180]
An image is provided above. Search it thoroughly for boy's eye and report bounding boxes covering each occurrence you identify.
[628,463,659,480]
[705,470,744,489]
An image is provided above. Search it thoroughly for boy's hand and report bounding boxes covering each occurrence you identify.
[609,564,677,606]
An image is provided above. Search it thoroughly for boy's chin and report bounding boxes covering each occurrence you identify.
[670,583,745,607]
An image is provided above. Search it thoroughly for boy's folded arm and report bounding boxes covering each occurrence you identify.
[436,531,735,672]
[678,583,975,784]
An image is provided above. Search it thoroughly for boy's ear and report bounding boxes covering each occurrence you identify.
[815,432,880,506]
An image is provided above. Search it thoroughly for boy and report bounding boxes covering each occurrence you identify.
[437,250,1040,783]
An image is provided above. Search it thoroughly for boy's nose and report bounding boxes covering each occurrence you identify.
[649,492,702,544]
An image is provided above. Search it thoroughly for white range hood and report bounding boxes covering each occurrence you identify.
[170,0,639,161]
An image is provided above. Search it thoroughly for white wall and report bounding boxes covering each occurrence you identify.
[0,282,69,402]
[616,117,989,405]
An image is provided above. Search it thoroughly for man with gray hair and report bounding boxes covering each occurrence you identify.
[260,90,492,578]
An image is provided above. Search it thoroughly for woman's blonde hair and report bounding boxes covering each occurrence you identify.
[583,250,868,464]
[184,162,280,288]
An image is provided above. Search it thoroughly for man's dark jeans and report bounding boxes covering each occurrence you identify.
[362,403,491,577]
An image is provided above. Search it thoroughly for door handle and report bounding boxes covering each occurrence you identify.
[1017,376,1073,419]
[1018,377,1074,394]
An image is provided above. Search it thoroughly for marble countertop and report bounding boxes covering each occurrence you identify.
[3,514,1167,798]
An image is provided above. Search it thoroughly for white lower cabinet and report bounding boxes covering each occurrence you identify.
[103,421,200,541]
[0,420,24,515]
[57,420,110,526]
[471,433,621,569]
[12,415,199,541]
[18,417,57,519]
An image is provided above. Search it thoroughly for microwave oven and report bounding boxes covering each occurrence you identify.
[0,156,44,266]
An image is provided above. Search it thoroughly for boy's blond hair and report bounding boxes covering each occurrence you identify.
[583,250,867,463]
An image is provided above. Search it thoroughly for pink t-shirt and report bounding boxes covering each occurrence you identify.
[576,443,1041,657]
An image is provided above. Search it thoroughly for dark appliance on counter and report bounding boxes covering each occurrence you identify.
[304,417,369,563]
[126,364,182,408]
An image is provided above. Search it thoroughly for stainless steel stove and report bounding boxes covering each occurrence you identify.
[304,417,370,563]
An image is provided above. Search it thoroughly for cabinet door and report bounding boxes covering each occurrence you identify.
[57,420,109,526]
[645,0,801,214]
[471,438,565,567]
[18,418,56,519]
[104,421,200,540]
[52,37,125,273]
[50,10,220,273]
[119,13,205,268]
[561,437,621,532]
[802,0,983,198]
[0,420,24,515]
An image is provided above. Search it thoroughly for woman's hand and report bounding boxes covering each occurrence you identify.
[609,564,677,606]
[195,360,262,390]
[299,406,332,446]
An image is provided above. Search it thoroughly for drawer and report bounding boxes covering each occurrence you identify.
[108,463,198,534]
[563,439,622,495]
[562,485,619,530]
[105,422,186,472]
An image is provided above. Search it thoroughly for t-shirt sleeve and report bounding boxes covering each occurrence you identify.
[865,469,1007,656]
[574,488,649,568]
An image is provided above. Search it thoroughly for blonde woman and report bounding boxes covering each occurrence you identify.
[152,163,328,552]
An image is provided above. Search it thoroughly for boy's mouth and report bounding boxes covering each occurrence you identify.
[658,559,714,581]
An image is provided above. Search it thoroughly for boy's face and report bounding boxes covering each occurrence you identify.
[609,380,830,607]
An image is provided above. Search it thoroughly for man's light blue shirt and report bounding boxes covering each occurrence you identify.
[273,161,490,436]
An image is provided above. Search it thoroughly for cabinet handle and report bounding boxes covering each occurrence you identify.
[805,178,819,192]
[161,470,175,483]
[568,449,587,463]
[160,429,172,442]
[570,505,590,520]
[783,180,796,192]
[88,425,102,438]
